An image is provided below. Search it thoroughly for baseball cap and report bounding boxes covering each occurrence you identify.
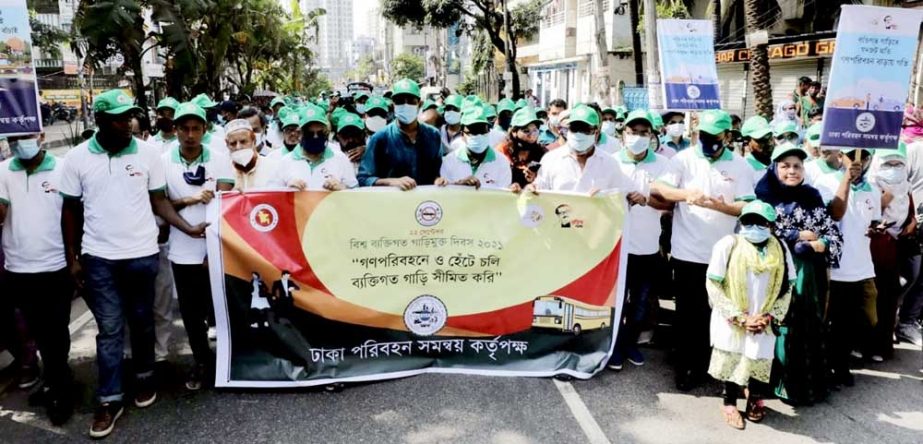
[698,110,732,135]
[93,90,140,115]
[625,109,652,127]
[337,113,365,132]
[191,93,218,109]
[299,104,329,128]
[741,116,772,139]
[771,141,809,161]
[739,200,777,223]
[365,96,389,113]
[461,105,490,126]
[568,104,600,127]
[173,102,207,124]
[496,98,516,114]
[391,78,421,99]
[511,107,542,128]
[156,97,180,112]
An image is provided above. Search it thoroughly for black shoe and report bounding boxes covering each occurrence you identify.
[675,370,695,392]
[553,374,575,382]
[46,388,74,426]
[28,386,49,407]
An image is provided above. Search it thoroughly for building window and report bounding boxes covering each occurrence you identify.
[578,0,611,17]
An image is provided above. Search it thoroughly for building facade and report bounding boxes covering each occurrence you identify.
[301,0,354,84]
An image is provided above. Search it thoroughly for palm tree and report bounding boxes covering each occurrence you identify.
[744,0,772,119]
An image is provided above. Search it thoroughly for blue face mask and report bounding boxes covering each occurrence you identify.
[740,224,771,244]
[394,104,419,124]
[300,135,327,154]
[356,104,367,115]
[11,138,41,160]
[466,134,489,154]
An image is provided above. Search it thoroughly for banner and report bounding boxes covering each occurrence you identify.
[657,19,720,111]
[0,0,42,135]
[207,188,628,387]
[820,5,923,150]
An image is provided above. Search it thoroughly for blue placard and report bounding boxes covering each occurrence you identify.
[0,0,42,136]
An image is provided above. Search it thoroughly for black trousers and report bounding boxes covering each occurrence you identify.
[2,268,73,390]
[172,263,215,367]
[672,258,712,378]
[616,253,659,352]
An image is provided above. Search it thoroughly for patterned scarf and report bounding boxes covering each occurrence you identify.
[902,104,923,142]
[724,236,785,315]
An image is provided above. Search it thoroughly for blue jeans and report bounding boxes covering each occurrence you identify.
[616,253,658,353]
[83,253,159,403]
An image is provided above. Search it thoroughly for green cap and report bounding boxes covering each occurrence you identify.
[279,110,301,129]
[270,97,286,108]
[648,112,664,130]
[191,93,218,109]
[444,95,463,110]
[625,109,653,127]
[741,116,772,139]
[601,106,616,116]
[804,122,823,143]
[354,91,370,101]
[93,89,140,115]
[156,97,180,112]
[365,96,389,113]
[484,105,497,119]
[497,98,516,114]
[698,109,732,135]
[568,104,600,127]
[772,120,799,137]
[463,95,483,110]
[461,105,490,126]
[299,104,329,128]
[514,98,529,111]
[511,106,542,128]
[391,78,421,99]
[421,99,437,111]
[771,141,808,161]
[173,102,207,124]
[876,142,906,159]
[740,200,777,223]
[331,107,349,124]
[337,113,365,132]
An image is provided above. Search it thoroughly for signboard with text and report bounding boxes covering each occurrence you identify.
[656,19,720,110]
[820,5,923,150]
[207,188,627,388]
[0,0,42,135]
[715,39,837,64]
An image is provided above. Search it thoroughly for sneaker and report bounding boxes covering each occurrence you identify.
[17,366,40,389]
[627,348,645,366]
[133,388,157,408]
[89,402,124,439]
[896,322,923,347]
[207,327,217,341]
[607,350,624,371]
[184,366,205,392]
[870,355,884,363]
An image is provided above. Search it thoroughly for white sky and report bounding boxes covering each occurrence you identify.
[353,0,370,40]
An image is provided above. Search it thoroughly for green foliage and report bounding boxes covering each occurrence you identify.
[638,0,691,34]
[26,3,69,59]
[346,54,378,83]
[390,53,425,83]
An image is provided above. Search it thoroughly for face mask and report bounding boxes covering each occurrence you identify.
[601,121,617,137]
[217,115,226,125]
[366,116,387,133]
[740,224,771,244]
[785,109,797,120]
[156,117,174,134]
[614,121,625,131]
[356,104,367,115]
[300,135,327,154]
[624,134,648,155]
[666,123,685,138]
[231,149,255,166]
[699,132,724,157]
[183,165,207,186]
[444,111,461,125]
[395,104,419,124]
[548,116,560,127]
[877,165,907,185]
[567,132,595,154]
[466,134,489,154]
[11,138,40,160]
[498,115,512,131]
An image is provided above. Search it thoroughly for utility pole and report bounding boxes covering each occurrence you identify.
[629,0,643,85]
[643,0,662,109]
[592,0,611,106]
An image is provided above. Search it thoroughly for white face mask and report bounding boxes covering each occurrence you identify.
[666,122,685,138]
[466,134,490,154]
[567,132,595,154]
[365,116,388,133]
[231,149,255,166]
[444,111,461,125]
[601,121,617,137]
[624,134,648,155]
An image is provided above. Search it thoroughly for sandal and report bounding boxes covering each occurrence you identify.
[722,405,745,430]
[746,397,766,423]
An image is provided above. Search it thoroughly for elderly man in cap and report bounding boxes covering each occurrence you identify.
[651,109,755,392]
[357,79,443,190]
[278,104,357,191]
[59,90,208,438]
[163,101,234,393]
[226,119,282,191]
[436,105,512,190]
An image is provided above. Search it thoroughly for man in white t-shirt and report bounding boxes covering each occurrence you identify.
[825,147,881,387]
[607,110,672,371]
[436,105,512,190]
[163,102,235,392]
[225,119,282,191]
[651,109,755,391]
[0,133,74,425]
[59,90,207,439]
[278,104,358,191]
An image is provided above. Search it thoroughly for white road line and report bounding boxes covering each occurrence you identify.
[68,310,94,335]
[553,379,612,444]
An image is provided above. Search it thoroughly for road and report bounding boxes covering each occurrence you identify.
[1,297,921,443]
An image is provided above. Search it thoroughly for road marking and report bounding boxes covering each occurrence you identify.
[68,310,94,335]
[553,379,611,444]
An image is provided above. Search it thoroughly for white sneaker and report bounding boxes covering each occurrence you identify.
[207,327,217,341]
[870,355,884,363]
[850,350,864,360]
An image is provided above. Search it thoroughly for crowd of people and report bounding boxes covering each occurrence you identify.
[1,76,922,437]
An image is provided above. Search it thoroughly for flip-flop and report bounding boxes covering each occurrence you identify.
[746,398,766,423]
[723,406,745,430]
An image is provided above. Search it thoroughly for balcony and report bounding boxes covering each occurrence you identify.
[34,58,64,69]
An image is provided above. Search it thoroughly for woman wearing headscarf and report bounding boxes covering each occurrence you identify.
[755,142,843,406]
[770,99,804,134]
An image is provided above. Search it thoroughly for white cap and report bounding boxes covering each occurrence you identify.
[225,119,253,136]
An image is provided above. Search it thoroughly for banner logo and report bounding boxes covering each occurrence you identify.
[250,204,279,232]
[415,201,443,227]
[856,112,876,133]
[403,295,448,336]
[520,203,545,228]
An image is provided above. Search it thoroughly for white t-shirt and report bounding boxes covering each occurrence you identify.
[657,147,755,264]
[58,136,166,260]
[596,133,622,155]
[831,179,881,282]
[233,155,284,191]
[805,158,841,195]
[277,145,358,190]
[0,154,67,272]
[266,124,284,152]
[440,125,465,153]
[439,147,512,189]
[614,149,670,255]
[162,146,235,264]
[534,147,635,193]
[488,126,507,149]
[151,133,177,154]
[266,145,299,161]
[744,153,768,188]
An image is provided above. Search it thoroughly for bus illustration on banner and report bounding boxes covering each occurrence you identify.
[531,296,613,335]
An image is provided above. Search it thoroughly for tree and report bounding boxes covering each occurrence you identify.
[390,53,425,83]
[744,0,772,119]
[345,54,377,83]
[27,2,69,59]
[381,0,542,99]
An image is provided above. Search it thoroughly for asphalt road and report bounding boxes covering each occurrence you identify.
[1,298,921,444]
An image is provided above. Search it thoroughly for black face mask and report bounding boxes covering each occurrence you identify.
[156,117,174,133]
[183,165,207,186]
[699,132,724,157]
[498,115,512,131]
